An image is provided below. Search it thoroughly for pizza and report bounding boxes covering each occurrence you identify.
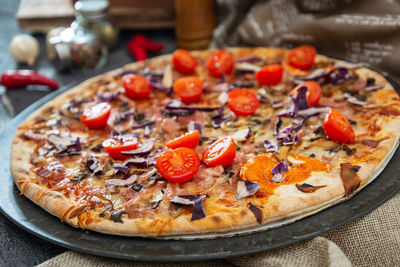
[10,46,400,238]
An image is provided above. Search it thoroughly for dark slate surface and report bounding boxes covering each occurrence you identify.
[0,1,176,266]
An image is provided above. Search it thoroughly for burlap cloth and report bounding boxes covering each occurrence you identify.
[36,190,399,267]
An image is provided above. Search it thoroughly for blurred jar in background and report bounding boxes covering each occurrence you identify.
[175,0,217,50]
[48,0,117,71]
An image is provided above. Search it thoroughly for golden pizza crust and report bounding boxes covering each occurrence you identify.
[10,48,400,238]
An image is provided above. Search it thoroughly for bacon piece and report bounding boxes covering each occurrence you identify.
[362,139,384,148]
[196,164,224,180]
[178,111,206,127]
[231,152,249,177]
[379,108,400,116]
[35,161,66,183]
[160,118,180,138]
[348,78,366,93]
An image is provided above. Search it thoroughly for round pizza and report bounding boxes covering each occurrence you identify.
[10,46,400,238]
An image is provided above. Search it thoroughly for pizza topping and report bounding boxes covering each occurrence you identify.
[150,190,164,209]
[297,106,332,118]
[293,65,357,85]
[210,107,226,128]
[344,93,367,106]
[23,130,46,141]
[172,49,198,75]
[124,158,148,168]
[304,81,322,106]
[323,109,355,144]
[131,120,155,129]
[272,100,284,109]
[248,202,263,224]
[113,164,130,175]
[166,131,200,149]
[87,155,103,175]
[80,102,111,129]
[241,154,327,197]
[227,89,260,116]
[206,50,234,78]
[271,161,289,183]
[232,128,251,142]
[187,121,202,134]
[361,139,384,148]
[236,180,260,199]
[255,64,284,86]
[123,74,153,100]
[203,136,236,167]
[295,183,327,193]
[48,135,79,153]
[236,56,263,63]
[288,45,316,70]
[97,87,124,102]
[378,108,400,116]
[165,99,221,112]
[106,174,138,187]
[365,84,385,92]
[121,139,155,156]
[110,210,124,223]
[264,140,278,153]
[170,194,207,221]
[102,136,139,160]
[173,76,203,103]
[340,163,361,196]
[235,62,261,74]
[156,147,200,183]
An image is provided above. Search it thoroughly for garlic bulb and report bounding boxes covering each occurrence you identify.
[9,34,39,66]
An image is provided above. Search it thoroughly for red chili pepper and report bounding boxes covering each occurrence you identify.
[132,34,164,52]
[127,40,148,61]
[0,70,59,90]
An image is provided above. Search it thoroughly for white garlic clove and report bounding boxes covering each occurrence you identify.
[9,34,39,66]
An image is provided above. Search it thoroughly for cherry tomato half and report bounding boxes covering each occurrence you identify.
[122,74,152,100]
[166,130,200,149]
[255,64,284,86]
[172,49,198,75]
[102,136,139,160]
[173,76,203,103]
[288,45,317,70]
[156,147,200,183]
[305,81,321,106]
[227,89,260,116]
[203,136,236,167]
[323,109,355,144]
[206,50,234,78]
[290,81,322,106]
[80,102,111,129]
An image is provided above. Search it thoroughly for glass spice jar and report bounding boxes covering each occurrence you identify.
[48,0,117,71]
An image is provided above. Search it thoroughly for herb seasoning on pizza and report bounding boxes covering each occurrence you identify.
[10,46,400,237]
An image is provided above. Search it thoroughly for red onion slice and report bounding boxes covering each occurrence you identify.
[232,128,251,142]
[344,93,367,106]
[121,139,155,156]
[236,180,260,199]
[271,161,289,183]
[170,195,207,221]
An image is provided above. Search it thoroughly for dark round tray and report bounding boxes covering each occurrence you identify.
[1,80,400,262]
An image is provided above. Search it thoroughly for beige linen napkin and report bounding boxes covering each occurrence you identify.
[37,191,400,267]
